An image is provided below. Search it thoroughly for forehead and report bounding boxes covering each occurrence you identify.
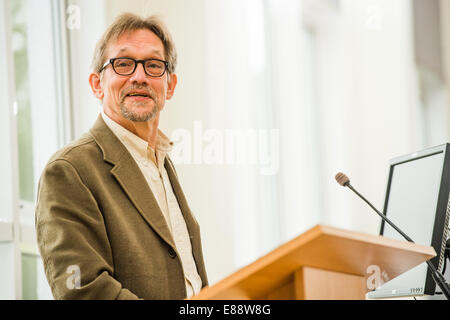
[107,29,165,59]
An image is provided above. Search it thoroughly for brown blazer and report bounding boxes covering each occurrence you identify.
[35,115,208,299]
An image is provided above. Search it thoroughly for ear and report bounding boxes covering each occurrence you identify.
[89,72,104,100]
[166,73,177,100]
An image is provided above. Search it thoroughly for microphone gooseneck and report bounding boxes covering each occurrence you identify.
[335,172,450,300]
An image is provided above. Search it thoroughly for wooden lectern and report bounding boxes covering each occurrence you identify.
[190,225,436,300]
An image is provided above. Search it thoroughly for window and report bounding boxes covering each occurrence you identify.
[1,0,72,299]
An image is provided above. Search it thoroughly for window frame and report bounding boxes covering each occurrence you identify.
[0,0,22,300]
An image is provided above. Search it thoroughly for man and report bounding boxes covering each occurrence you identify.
[35,13,208,300]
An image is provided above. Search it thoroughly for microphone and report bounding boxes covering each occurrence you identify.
[335,172,450,300]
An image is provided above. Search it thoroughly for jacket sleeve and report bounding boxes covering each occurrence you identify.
[35,158,141,300]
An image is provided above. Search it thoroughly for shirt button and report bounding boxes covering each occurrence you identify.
[168,247,177,259]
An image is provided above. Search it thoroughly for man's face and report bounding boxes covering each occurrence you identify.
[92,29,176,125]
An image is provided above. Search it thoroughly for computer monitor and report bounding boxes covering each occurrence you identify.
[368,143,450,299]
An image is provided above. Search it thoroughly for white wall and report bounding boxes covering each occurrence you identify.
[315,0,424,234]
[67,0,106,138]
[442,0,450,133]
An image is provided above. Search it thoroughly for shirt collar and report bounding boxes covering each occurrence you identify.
[101,111,173,167]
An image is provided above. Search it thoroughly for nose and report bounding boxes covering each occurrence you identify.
[129,62,148,83]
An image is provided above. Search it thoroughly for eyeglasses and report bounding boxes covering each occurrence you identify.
[100,57,169,77]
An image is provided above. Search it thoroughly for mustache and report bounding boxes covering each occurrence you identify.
[120,85,156,101]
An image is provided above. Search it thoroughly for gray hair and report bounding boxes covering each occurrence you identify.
[91,13,177,74]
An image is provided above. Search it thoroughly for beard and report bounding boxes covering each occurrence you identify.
[120,100,158,122]
[119,86,159,122]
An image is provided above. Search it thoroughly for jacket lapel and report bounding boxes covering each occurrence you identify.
[164,158,208,285]
[164,158,204,261]
[89,115,175,249]
[164,159,198,230]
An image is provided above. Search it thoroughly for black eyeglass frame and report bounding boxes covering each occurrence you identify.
[100,57,169,77]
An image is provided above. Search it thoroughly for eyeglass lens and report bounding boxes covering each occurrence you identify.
[113,58,166,76]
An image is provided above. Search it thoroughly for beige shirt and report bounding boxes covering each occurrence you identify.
[101,112,202,298]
